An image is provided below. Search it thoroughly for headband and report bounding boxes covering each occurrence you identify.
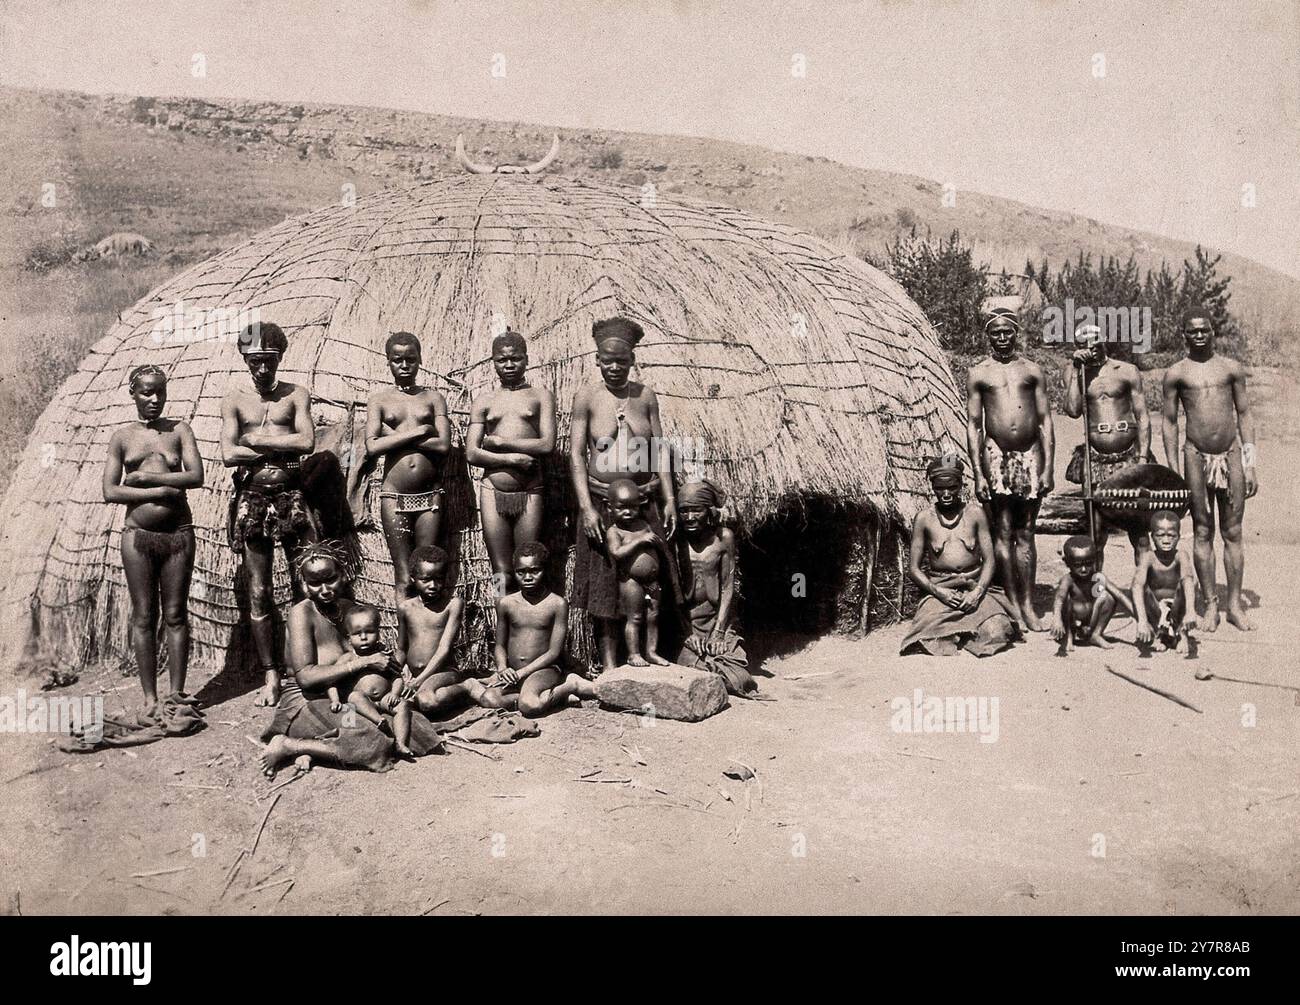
[926,453,965,485]
[679,478,727,508]
[984,311,1020,332]
[128,364,167,392]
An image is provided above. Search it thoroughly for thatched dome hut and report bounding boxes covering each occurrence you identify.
[0,173,964,676]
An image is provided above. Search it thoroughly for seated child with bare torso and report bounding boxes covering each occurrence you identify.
[1051,536,1120,652]
[395,545,467,717]
[604,478,670,667]
[465,543,596,717]
[1132,510,1199,659]
[331,603,413,756]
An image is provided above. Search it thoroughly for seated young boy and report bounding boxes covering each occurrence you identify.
[1050,536,1120,652]
[465,543,596,717]
[395,545,467,717]
[335,603,413,756]
[1132,509,1199,658]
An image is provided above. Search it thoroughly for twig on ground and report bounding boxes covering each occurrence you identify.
[267,769,307,795]
[1103,664,1202,713]
[421,898,451,916]
[248,793,282,858]
[445,738,500,760]
[130,865,191,879]
[896,750,945,762]
[576,776,632,784]
[2,762,61,786]
[1199,671,1300,693]
[238,876,294,898]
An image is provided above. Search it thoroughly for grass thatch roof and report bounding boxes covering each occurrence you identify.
[0,173,963,672]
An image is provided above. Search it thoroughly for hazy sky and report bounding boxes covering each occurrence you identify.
[3,0,1297,277]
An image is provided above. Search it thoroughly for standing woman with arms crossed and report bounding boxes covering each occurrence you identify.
[102,365,204,715]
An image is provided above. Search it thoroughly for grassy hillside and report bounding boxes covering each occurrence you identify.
[1,85,1295,491]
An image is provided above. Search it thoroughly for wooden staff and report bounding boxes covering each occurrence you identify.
[1103,664,1202,714]
[1078,363,1097,542]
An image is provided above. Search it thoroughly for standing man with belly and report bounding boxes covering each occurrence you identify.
[1161,309,1257,632]
[966,310,1055,631]
[570,317,683,671]
[222,322,319,707]
[1062,323,1152,567]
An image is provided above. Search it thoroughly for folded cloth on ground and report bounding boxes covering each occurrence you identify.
[58,693,205,753]
[441,706,542,744]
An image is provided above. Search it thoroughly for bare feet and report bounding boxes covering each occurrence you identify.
[260,735,294,777]
[1200,601,1220,633]
[254,668,281,708]
[646,652,671,666]
[394,741,414,758]
[1021,608,1046,633]
[564,672,597,700]
[1225,606,1255,631]
[627,653,649,667]
[1091,636,1114,650]
[293,754,313,774]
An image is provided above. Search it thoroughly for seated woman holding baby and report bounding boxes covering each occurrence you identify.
[259,542,440,775]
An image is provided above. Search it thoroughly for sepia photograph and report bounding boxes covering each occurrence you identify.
[0,0,1295,965]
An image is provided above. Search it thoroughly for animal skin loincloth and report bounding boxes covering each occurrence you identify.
[1066,440,1147,487]
[985,439,1042,499]
[229,461,318,552]
[1185,442,1235,492]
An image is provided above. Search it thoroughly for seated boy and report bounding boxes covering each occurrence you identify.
[1050,536,1120,652]
[1132,510,1199,658]
[336,603,413,756]
[673,478,758,695]
[465,543,596,717]
[395,545,467,717]
[604,478,670,667]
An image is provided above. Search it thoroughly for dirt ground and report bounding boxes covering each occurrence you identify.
[2,402,1297,916]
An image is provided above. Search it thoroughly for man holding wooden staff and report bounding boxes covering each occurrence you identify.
[1062,322,1151,568]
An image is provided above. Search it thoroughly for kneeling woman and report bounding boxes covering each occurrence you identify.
[260,543,438,775]
[102,365,204,715]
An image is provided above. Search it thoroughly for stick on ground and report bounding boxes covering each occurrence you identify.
[1103,664,1202,713]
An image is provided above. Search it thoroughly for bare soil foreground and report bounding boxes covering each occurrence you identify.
[2,405,1297,915]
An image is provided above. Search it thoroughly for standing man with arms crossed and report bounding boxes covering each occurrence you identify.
[966,310,1055,631]
[1161,309,1257,632]
[222,322,319,707]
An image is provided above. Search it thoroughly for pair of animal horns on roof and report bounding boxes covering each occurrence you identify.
[455,133,561,175]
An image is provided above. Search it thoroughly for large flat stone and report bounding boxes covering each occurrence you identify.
[594,663,729,722]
